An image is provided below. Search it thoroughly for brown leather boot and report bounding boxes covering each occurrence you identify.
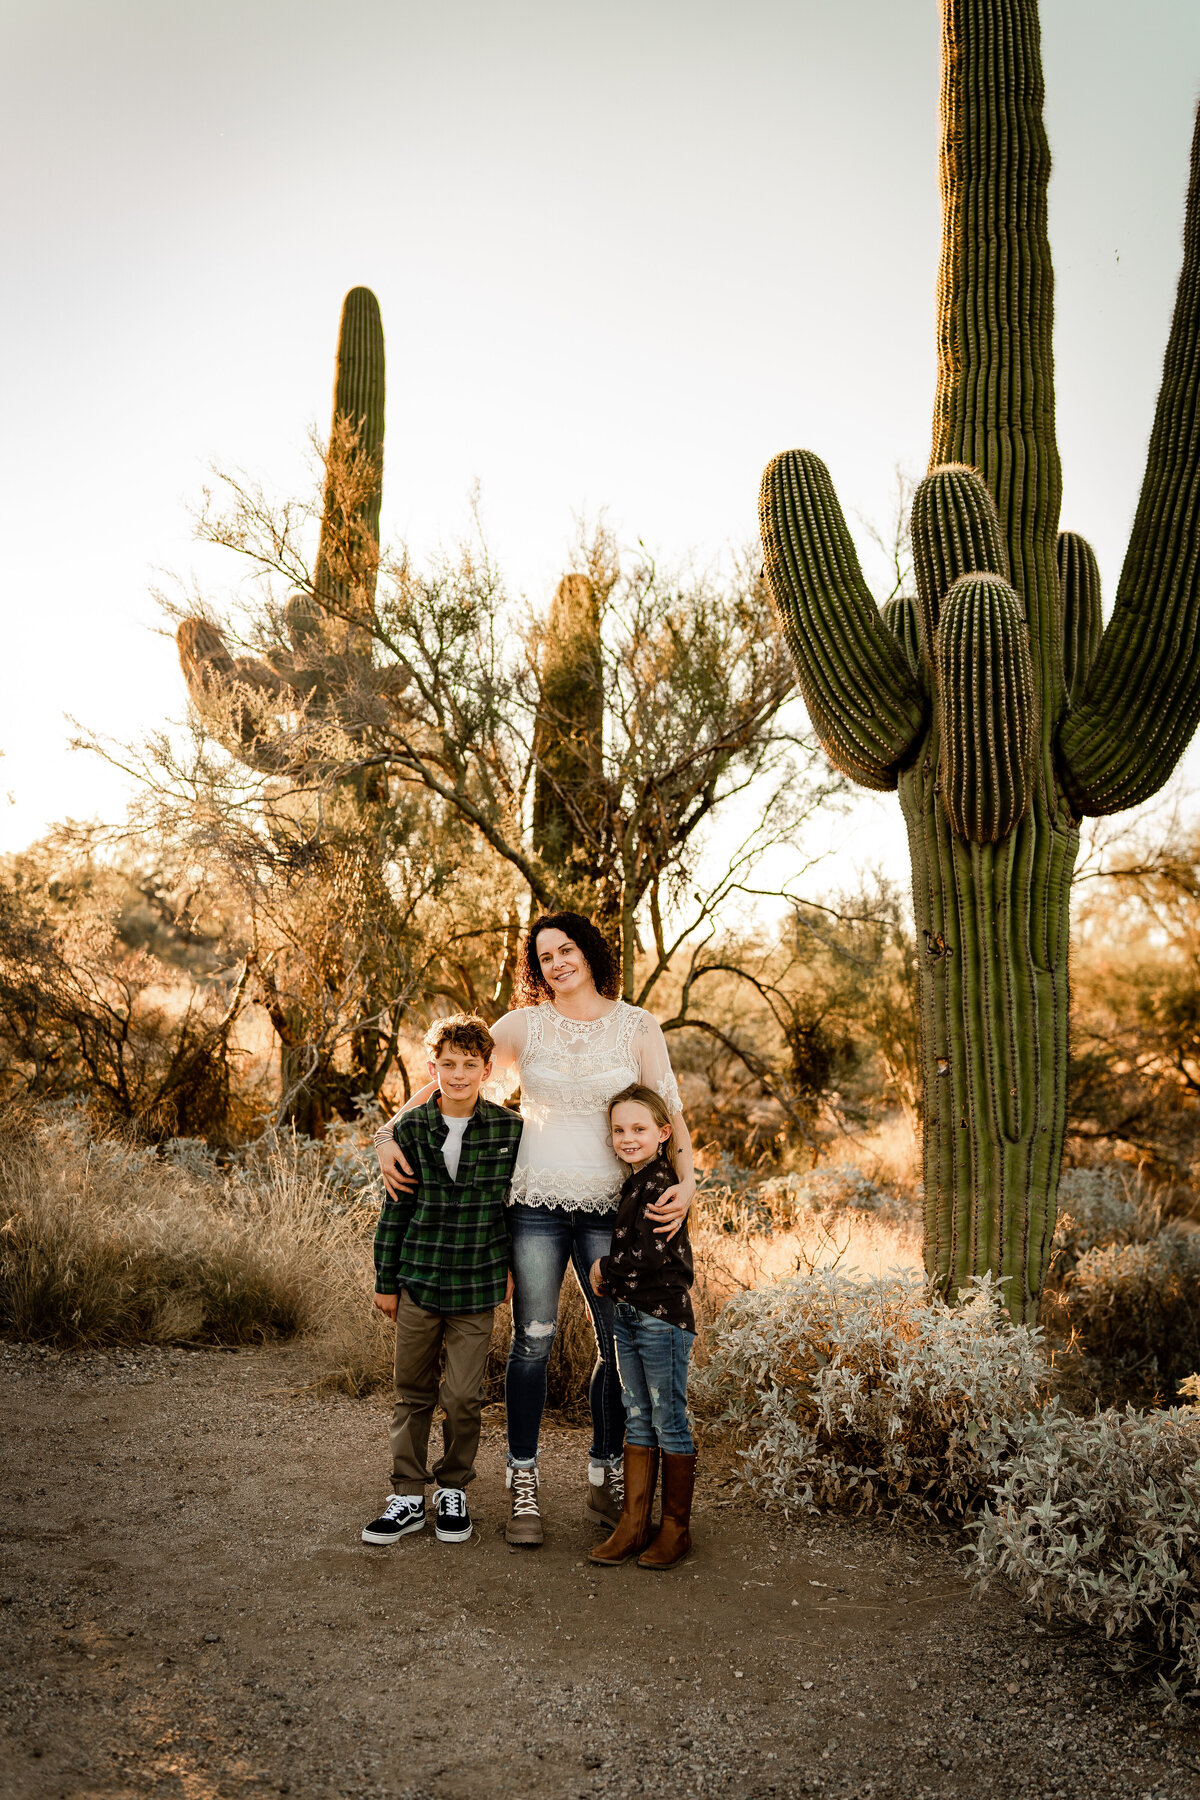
[637,1451,696,1569]
[588,1445,659,1565]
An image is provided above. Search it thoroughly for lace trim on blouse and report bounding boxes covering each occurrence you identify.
[508,1165,624,1211]
[483,999,683,1210]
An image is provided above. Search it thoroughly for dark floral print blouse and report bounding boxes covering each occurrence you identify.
[596,1152,695,1333]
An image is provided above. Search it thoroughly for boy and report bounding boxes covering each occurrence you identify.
[362,1013,521,1548]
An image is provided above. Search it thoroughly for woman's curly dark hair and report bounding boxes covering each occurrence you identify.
[515,913,620,1006]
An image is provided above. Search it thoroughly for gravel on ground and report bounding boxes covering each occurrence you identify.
[2,1339,1198,1800]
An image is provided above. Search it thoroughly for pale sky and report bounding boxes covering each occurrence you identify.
[4,0,1200,893]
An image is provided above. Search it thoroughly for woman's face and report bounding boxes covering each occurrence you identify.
[535,929,594,1000]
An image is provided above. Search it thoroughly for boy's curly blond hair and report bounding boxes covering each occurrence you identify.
[423,1013,494,1063]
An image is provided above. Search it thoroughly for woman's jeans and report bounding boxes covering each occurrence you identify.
[612,1301,696,1455]
[506,1204,624,1464]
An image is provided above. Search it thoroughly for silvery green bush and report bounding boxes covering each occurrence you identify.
[695,1269,1047,1518]
[973,1401,1200,1690]
[1061,1231,1200,1391]
[1051,1165,1156,1274]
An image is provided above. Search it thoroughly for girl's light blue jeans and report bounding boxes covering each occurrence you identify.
[612,1300,695,1455]
[505,1203,624,1464]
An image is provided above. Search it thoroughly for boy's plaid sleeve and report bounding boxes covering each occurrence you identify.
[373,1194,415,1293]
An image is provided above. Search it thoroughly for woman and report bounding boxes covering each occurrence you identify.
[375,912,695,1547]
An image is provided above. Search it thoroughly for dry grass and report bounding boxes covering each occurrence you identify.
[0,1105,370,1362]
[0,1110,922,1409]
[690,1191,923,1367]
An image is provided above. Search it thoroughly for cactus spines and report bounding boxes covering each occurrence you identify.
[935,574,1036,843]
[911,464,1011,664]
[880,595,922,678]
[1056,531,1103,703]
[760,0,1200,1320]
[758,450,925,791]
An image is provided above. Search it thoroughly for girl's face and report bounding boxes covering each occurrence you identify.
[535,929,594,1000]
[610,1101,672,1169]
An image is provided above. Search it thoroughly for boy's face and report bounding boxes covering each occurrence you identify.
[427,1047,492,1106]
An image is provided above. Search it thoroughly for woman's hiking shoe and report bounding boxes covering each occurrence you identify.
[361,1494,426,1545]
[433,1486,472,1544]
[505,1464,543,1546]
[585,1457,625,1527]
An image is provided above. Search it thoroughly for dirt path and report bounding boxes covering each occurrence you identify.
[1,1340,1198,1800]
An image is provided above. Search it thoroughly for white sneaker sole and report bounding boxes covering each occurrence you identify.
[361,1515,426,1545]
[434,1522,472,1544]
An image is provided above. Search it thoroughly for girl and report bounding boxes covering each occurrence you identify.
[587,1083,697,1570]
[374,914,695,1546]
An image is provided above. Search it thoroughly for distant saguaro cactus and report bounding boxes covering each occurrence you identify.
[532,572,604,892]
[759,0,1200,1319]
[175,288,409,1132]
[178,286,407,778]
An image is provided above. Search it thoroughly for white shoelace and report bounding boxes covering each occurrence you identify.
[607,1467,625,1507]
[437,1488,466,1518]
[509,1468,541,1517]
[381,1494,421,1521]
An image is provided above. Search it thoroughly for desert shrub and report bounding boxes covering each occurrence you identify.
[1062,1231,1200,1393]
[0,1105,367,1352]
[974,1401,1200,1690]
[695,1269,1046,1519]
[1051,1166,1158,1273]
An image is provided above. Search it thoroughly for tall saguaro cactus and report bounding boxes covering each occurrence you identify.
[532,572,604,892]
[176,288,408,1133]
[759,0,1200,1319]
[178,286,403,773]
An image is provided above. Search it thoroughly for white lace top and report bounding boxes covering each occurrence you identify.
[485,1001,683,1212]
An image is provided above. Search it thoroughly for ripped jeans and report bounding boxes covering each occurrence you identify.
[505,1204,624,1464]
[612,1301,695,1454]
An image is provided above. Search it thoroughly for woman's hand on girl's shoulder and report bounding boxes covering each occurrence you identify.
[645,1178,695,1238]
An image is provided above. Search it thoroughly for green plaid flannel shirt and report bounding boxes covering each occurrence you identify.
[373,1095,522,1313]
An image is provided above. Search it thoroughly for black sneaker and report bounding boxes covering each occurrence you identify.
[434,1486,472,1544]
[361,1494,426,1545]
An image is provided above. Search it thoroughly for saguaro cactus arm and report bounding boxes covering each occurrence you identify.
[1058,103,1200,815]
[1056,531,1103,704]
[758,449,926,790]
[176,617,300,773]
[910,464,1011,661]
[935,573,1037,843]
[880,595,922,678]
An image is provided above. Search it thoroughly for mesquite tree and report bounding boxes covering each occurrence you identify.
[759,0,1200,1320]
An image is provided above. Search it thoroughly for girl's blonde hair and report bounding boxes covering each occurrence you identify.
[608,1083,679,1175]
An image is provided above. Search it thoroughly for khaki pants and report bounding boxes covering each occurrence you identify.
[388,1291,495,1495]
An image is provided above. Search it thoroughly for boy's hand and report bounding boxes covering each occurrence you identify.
[505,1270,514,1305]
[589,1258,605,1296]
[377,1137,417,1200]
[373,1292,399,1321]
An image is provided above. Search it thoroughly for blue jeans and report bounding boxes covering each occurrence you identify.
[612,1302,695,1454]
[505,1205,625,1464]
